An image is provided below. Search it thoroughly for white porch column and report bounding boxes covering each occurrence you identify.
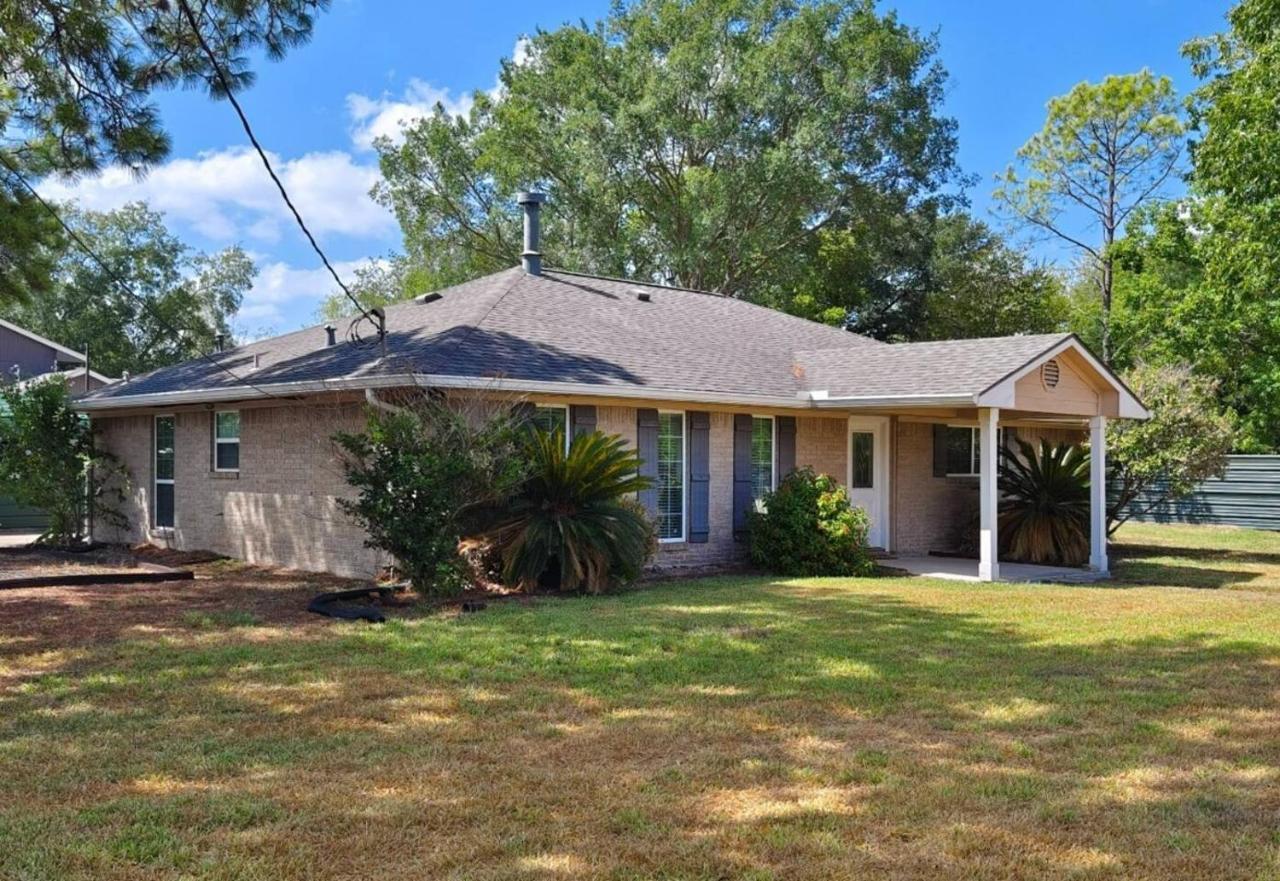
[1090,415,1109,574]
[978,407,1000,582]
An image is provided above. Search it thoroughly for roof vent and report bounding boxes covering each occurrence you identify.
[214,333,225,353]
[636,291,652,303]
[324,324,337,347]
[1041,358,1061,389]
[420,292,443,305]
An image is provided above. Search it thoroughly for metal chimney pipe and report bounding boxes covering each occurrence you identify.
[325,324,337,346]
[516,191,547,275]
[214,333,225,353]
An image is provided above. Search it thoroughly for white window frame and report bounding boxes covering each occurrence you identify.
[153,414,176,530]
[213,410,241,473]
[532,403,571,454]
[750,414,777,501]
[946,425,1004,478]
[656,410,687,544]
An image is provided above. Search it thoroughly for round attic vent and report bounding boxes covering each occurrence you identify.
[1041,358,1061,389]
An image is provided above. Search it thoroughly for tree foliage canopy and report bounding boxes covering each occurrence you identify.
[0,0,327,305]
[362,0,968,338]
[0,377,125,545]
[1,203,252,379]
[994,70,1184,361]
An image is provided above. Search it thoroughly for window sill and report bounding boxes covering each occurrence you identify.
[209,470,240,479]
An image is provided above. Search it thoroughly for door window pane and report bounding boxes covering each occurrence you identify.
[657,413,684,540]
[851,432,874,488]
[750,417,774,501]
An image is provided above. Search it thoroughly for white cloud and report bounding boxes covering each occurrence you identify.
[238,257,374,333]
[346,79,475,150]
[39,147,394,244]
[345,37,533,151]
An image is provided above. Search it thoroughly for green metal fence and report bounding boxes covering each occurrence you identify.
[1124,455,1280,531]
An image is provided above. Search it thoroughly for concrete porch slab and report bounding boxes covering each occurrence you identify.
[886,556,1109,584]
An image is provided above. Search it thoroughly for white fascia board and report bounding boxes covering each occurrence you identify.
[975,337,1151,419]
[74,373,819,412]
[811,393,976,409]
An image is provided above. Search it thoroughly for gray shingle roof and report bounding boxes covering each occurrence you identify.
[795,333,1073,400]
[76,267,1078,408]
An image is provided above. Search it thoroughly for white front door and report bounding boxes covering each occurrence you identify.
[847,417,890,549]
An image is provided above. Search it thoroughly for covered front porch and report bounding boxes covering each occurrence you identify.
[809,335,1150,582]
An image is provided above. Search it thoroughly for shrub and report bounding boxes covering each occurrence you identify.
[0,377,126,546]
[998,438,1090,565]
[1107,362,1233,534]
[333,396,529,596]
[747,468,875,577]
[480,429,655,592]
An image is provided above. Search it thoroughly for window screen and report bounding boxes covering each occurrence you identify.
[750,417,774,501]
[657,412,685,540]
[154,416,175,527]
[214,411,240,471]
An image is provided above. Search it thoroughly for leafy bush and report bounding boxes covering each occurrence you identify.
[998,438,1090,566]
[333,397,529,596]
[1107,362,1233,534]
[748,468,874,577]
[0,377,125,545]
[480,429,655,593]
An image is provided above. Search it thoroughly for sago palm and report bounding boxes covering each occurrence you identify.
[998,438,1091,566]
[482,429,655,592]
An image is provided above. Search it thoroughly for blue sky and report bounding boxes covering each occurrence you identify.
[45,0,1229,337]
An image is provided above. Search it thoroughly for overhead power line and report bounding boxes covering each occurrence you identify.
[174,0,377,330]
[0,153,282,400]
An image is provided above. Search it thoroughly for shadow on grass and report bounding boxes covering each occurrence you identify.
[1,576,1278,879]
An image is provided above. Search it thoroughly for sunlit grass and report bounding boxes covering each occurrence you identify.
[1112,521,1280,592]
[1,524,1278,878]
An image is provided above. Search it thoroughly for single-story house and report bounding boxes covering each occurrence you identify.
[75,194,1146,582]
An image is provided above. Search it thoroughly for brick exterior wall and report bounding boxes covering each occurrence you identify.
[92,394,1086,577]
[892,421,976,555]
[93,398,858,577]
[93,401,384,579]
[796,416,847,480]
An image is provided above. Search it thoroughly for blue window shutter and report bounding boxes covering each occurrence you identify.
[637,409,659,516]
[688,411,710,543]
[513,402,536,425]
[733,413,753,538]
[777,416,796,479]
[933,424,948,478]
[570,404,597,440]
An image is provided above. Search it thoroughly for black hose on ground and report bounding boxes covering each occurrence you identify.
[306,586,396,622]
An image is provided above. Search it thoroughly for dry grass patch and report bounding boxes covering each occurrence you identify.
[1,525,1279,878]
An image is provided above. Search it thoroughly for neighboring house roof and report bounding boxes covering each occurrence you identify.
[0,316,89,364]
[74,265,1146,417]
[15,366,117,391]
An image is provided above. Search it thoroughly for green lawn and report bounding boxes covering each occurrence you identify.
[2,525,1280,879]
